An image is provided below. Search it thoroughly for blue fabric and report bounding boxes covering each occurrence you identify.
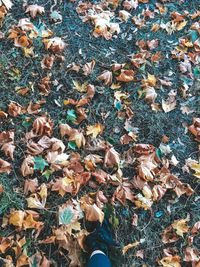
[87,253,111,267]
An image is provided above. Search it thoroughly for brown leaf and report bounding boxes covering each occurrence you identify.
[158,255,181,267]
[184,247,199,262]
[21,155,34,177]
[24,178,38,195]
[32,116,53,136]
[43,37,65,53]
[162,225,180,244]
[27,140,44,156]
[104,147,120,168]
[134,144,155,155]
[41,55,55,70]
[116,69,134,82]
[132,213,138,226]
[82,203,104,223]
[191,221,200,235]
[38,76,51,96]
[1,142,15,160]
[82,60,96,76]
[92,169,110,184]
[122,241,140,254]
[8,101,22,117]
[25,4,45,19]
[188,118,200,142]
[0,158,11,173]
[98,70,113,85]
[59,124,85,148]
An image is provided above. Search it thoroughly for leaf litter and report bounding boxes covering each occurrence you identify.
[0,0,200,266]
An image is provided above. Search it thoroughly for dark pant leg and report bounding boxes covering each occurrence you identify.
[87,252,111,267]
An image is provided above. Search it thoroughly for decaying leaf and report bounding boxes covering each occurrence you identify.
[25,5,45,19]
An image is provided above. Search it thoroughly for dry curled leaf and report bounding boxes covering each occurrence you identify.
[82,203,104,223]
[8,101,22,117]
[82,60,95,76]
[32,116,53,136]
[0,158,11,173]
[25,4,45,19]
[104,147,120,168]
[43,37,65,53]
[21,155,34,177]
[38,76,51,96]
[188,118,200,142]
[98,70,113,86]
[41,55,55,70]
[116,69,134,82]
[59,123,85,148]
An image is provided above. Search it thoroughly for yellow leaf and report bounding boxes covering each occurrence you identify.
[147,73,157,87]
[9,210,25,227]
[72,80,88,92]
[86,123,104,138]
[176,20,187,31]
[172,218,189,237]
[190,163,200,179]
[122,241,140,255]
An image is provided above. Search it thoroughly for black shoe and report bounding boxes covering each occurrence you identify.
[84,219,119,254]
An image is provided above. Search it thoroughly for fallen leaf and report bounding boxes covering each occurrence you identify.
[122,241,140,254]
[86,123,104,138]
[172,218,190,237]
[0,158,11,173]
[98,70,113,85]
[104,147,120,168]
[25,4,45,19]
[81,203,104,223]
[158,255,181,267]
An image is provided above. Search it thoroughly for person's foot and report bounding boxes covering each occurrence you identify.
[84,219,119,254]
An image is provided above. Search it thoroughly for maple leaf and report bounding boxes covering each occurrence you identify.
[27,184,47,209]
[86,123,104,138]
[67,109,77,123]
[25,5,45,19]
[82,203,104,223]
[34,156,49,172]
[43,37,65,53]
[59,123,85,148]
[172,218,190,237]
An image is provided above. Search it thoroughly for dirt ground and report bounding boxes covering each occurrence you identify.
[0,0,200,266]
